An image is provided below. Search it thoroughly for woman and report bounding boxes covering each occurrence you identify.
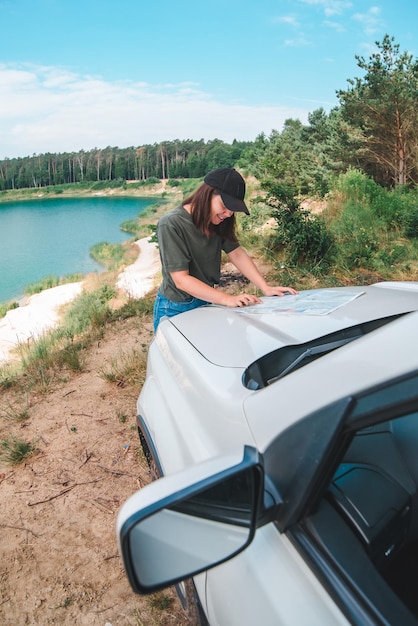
[153,167,297,332]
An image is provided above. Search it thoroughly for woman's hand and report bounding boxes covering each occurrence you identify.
[227,248,298,299]
[262,285,298,297]
[220,293,263,307]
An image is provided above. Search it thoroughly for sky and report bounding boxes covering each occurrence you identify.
[0,0,417,160]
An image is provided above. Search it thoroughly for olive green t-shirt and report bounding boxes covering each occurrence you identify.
[157,205,240,302]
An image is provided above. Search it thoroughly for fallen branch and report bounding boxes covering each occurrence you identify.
[79,450,93,469]
[28,485,75,506]
[28,478,104,506]
[0,523,39,537]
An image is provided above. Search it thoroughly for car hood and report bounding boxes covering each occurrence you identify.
[166,282,418,368]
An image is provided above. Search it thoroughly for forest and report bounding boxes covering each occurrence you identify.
[1,35,417,198]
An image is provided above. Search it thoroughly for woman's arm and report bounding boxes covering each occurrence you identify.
[170,270,263,307]
[227,246,297,296]
[170,246,297,308]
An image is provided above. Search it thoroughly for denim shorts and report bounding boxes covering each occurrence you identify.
[153,292,209,332]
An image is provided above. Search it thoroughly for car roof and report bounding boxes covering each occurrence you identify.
[167,282,418,368]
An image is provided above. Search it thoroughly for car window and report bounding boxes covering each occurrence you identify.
[291,375,418,625]
[324,410,418,618]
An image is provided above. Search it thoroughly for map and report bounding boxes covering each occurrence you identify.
[231,289,365,316]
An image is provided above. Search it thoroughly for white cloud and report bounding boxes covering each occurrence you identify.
[299,0,352,17]
[353,6,383,36]
[274,15,300,27]
[324,19,346,32]
[0,63,311,158]
[283,37,312,47]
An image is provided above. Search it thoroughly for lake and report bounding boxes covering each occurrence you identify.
[0,195,160,302]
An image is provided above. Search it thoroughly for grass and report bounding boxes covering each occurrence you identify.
[1,278,155,395]
[0,363,18,391]
[98,347,148,389]
[116,410,128,424]
[0,300,19,318]
[90,241,131,271]
[2,280,119,393]
[0,435,36,465]
[24,273,84,296]
[16,331,84,392]
[0,398,30,423]
[130,593,175,626]
[110,292,156,320]
[60,283,116,335]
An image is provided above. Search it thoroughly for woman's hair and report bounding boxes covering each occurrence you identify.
[182,183,238,242]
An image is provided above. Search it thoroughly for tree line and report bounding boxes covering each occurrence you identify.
[0,138,251,192]
[1,35,417,196]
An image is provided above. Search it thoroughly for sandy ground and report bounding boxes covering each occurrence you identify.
[0,237,161,364]
[0,238,194,625]
[0,318,191,626]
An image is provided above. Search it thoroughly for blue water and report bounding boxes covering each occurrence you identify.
[0,196,159,302]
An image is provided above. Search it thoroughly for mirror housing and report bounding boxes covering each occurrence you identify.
[117,446,263,593]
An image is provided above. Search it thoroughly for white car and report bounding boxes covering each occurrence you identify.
[117,282,418,626]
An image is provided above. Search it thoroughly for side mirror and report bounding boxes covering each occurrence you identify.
[117,446,263,593]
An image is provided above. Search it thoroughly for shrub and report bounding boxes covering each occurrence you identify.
[263,181,335,270]
[404,207,418,239]
[335,168,383,205]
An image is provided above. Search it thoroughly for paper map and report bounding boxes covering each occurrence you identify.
[231,289,365,316]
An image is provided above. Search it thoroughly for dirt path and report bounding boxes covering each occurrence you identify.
[0,316,190,626]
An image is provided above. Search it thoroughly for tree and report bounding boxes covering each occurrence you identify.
[249,116,341,197]
[337,35,418,186]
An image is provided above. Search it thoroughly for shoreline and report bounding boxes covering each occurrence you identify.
[0,178,179,205]
[0,237,160,364]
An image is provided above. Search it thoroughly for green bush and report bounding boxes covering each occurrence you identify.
[335,169,383,205]
[274,209,335,268]
[263,181,334,270]
[125,177,161,189]
[403,206,418,239]
[90,178,126,191]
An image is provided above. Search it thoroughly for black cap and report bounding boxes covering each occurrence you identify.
[204,168,249,215]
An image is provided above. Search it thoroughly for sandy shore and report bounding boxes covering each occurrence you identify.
[0,237,160,364]
[116,236,161,298]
